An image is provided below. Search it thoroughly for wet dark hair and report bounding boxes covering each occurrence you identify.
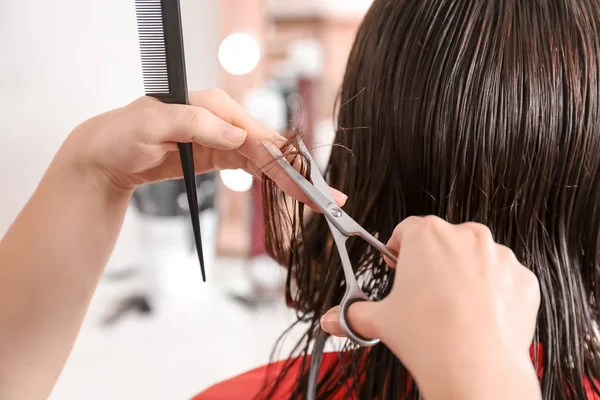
[260,0,600,398]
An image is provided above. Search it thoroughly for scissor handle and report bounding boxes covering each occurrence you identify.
[339,291,381,347]
[325,218,382,347]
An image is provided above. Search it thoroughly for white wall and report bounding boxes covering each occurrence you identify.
[182,0,221,92]
[0,0,220,236]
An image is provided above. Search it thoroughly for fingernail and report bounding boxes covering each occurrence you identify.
[337,193,348,202]
[331,189,348,204]
[221,124,246,142]
[320,312,338,324]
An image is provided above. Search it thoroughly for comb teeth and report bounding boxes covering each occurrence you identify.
[134,0,170,94]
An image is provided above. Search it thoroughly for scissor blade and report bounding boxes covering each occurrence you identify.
[261,141,334,212]
[295,138,336,203]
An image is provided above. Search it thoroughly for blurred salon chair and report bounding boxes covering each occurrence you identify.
[100,173,217,326]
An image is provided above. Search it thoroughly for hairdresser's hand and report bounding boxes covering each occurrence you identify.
[64,89,346,206]
[0,89,346,400]
[320,216,541,400]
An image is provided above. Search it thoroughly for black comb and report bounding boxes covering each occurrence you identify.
[134,0,206,281]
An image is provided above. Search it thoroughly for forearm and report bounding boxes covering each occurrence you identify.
[0,144,131,400]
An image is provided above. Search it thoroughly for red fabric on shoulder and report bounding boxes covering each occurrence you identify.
[194,346,600,399]
[193,353,347,400]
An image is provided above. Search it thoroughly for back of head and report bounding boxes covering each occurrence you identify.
[262,0,600,398]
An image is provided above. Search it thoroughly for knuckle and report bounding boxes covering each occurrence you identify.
[403,216,421,225]
[495,244,512,260]
[420,215,445,233]
[134,106,161,132]
[131,95,157,108]
[198,88,229,104]
[187,90,202,105]
[522,267,539,288]
[186,107,212,128]
[522,268,541,305]
[207,87,228,99]
[189,88,228,108]
[465,222,493,241]
[391,222,404,237]
[395,216,418,235]
[496,244,517,262]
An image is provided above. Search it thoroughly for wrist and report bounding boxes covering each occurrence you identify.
[54,128,135,201]
[416,348,540,400]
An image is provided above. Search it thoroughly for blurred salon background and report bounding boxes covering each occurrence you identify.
[0,0,372,398]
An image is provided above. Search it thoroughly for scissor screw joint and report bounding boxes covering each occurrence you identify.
[331,207,343,218]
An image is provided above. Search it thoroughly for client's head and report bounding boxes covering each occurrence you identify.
[262,0,600,398]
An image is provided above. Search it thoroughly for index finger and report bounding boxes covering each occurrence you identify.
[383,216,423,268]
[189,89,347,207]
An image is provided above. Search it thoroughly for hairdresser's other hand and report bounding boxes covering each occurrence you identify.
[65,89,346,206]
[320,216,541,400]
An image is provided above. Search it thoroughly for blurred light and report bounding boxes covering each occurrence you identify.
[218,33,260,76]
[220,169,253,192]
[242,87,287,132]
[289,39,323,78]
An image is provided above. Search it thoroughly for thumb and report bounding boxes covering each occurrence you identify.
[320,301,381,340]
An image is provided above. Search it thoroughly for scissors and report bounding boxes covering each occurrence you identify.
[262,138,399,347]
